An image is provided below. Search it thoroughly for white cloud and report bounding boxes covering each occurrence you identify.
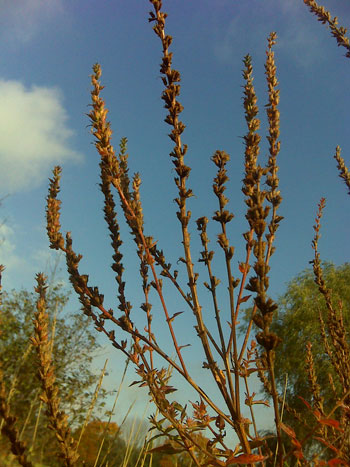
[0,79,83,195]
[0,0,64,45]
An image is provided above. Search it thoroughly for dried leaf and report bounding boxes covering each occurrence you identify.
[206,460,225,467]
[313,436,338,454]
[319,418,343,431]
[147,442,186,455]
[129,380,142,387]
[328,459,348,466]
[248,438,265,449]
[292,450,304,460]
[251,398,270,407]
[298,395,312,410]
[280,422,297,439]
[226,453,267,465]
[179,344,191,350]
[239,294,251,304]
[167,311,184,323]
[291,437,302,450]
[338,402,350,414]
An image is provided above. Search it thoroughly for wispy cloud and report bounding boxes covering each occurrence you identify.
[211,0,325,68]
[0,219,65,291]
[0,0,64,45]
[0,79,83,195]
[0,224,19,271]
[0,222,33,290]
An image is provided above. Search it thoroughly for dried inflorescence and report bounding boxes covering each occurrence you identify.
[46,166,64,251]
[305,342,325,421]
[264,32,283,259]
[242,48,281,347]
[0,376,33,467]
[240,37,285,459]
[334,145,350,195]
[303,0,350,58]
[31,273,79,466]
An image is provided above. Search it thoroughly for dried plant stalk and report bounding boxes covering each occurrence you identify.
[31,273,79,466]
[40,0,350,464]
[43,1,284,462]
[305,342,325,420]
[304,1,350,198]
[309,199,350,460]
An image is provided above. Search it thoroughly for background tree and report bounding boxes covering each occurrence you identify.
[0,280,108,466]
[73,419,126,466]
[241,261,350,457]
[73,418,186,467]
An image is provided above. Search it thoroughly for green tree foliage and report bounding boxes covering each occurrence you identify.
[241,262,350,456]
[272,262,350,398]
[272,262,350,451]
[73,418,177,467]
[0,281,106,465]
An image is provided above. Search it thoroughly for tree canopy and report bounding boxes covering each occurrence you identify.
[0,280,107,465]
[241,262,350,455]
[73,420,126,466]
[272,262,350,395]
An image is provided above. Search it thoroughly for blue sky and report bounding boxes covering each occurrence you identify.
[0,0,349,439]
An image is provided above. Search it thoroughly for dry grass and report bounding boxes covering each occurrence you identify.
[1,0,350,465]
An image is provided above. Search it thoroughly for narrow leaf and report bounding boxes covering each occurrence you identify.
[280,422,297,439]
[291,437,302,449]
[292,450,304,460]
[179,344,191,350]
[239,295,251,304]
[313,436,338,453]
[129,380,141,387]
[319,418,343,431]
[167,311,184,323]
[226,453,267,465]
[297,395,312,410]
[328,459,348,466]
[251,398,270,407]
[147,442,186,455]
